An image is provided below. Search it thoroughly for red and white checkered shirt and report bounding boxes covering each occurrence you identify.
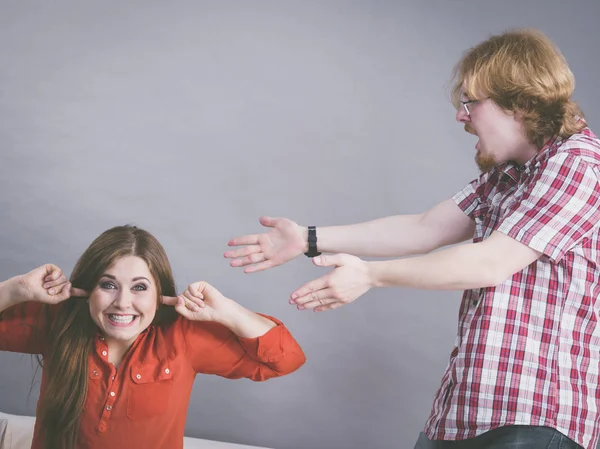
[424,128,600,449]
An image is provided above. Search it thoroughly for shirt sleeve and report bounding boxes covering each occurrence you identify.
[0,301,53,355]
[181,314,306,381]
[497,153,600,262]
[452,173,489,220]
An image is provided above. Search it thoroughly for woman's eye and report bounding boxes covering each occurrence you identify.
[132,284,147,291]
[100,282,116,290]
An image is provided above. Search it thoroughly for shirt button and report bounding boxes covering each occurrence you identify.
[102,351,107,357]
[136,374,142,380]
[106,405,112,411]
[110,392,116,397]
[164,368,170,374]
[111,376,115,381]
[472,300,478,306]
[93,370,99,376]
[99,336,105,341]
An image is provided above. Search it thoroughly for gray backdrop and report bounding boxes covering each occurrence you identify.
[0,1,599,449]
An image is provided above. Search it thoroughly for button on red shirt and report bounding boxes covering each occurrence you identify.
[0,301,306,449]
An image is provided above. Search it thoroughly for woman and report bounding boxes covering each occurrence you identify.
[0,225,306,449]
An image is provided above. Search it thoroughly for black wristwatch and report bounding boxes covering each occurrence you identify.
[304,226,322,258]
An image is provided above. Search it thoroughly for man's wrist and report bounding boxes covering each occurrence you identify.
[300,226,309,253]
[304,226,322,257]
[367,261,386,289]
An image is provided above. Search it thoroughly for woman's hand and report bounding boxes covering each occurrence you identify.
[161,281,231,323]
[161,281,276,337]
[17,264,88,305]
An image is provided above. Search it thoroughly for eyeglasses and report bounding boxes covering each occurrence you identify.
[459,97,488,116]
[460,99,480,116]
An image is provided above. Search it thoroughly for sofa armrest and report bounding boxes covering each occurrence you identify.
[183,436,273,449]
[0,412,35,449]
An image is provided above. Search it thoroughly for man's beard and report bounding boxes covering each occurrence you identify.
[475,151,496,173]
[465,125,496,172]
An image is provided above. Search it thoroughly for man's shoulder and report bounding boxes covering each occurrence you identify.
[528,129,600,173]
[558,127,600,164]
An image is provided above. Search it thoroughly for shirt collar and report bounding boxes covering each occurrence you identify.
[494,134,563,182]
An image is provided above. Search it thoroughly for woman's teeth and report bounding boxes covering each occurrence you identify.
[108,314,135,324]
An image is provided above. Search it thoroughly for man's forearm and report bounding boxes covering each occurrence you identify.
[307,199,475,258]
[308,214,436,258]
[368,242,501,291]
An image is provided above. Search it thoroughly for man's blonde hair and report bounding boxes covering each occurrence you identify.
[451,29,585,148]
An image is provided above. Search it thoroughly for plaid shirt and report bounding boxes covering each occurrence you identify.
[424,128,600,449]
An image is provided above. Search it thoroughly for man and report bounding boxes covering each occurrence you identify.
[225,29,599,448]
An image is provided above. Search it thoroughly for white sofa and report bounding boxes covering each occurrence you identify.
[0,412,272,449]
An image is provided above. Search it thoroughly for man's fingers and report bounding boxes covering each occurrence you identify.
[297,296,337,311]
[241,253,266,266]
[290,277,330,303]
[227,235,259,247]
[229,258,246,268]
[314,302,344,313]
[229,252,266,268]
[244,260,275,274]
[224,245,261,259]
[258,216,277,228]
[292,288,335,307]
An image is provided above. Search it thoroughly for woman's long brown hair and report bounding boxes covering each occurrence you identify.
[37,225,178,449]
